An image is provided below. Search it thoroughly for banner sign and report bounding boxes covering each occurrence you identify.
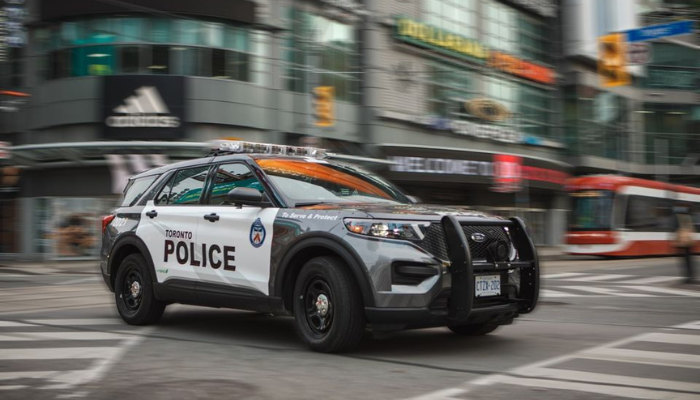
[394,17,489,63]
[626,20,693,43]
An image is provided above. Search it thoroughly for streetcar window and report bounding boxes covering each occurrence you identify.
[625,195,674,232]
[570,190,613,231]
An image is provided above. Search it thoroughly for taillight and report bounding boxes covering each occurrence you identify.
[102,215,115,234]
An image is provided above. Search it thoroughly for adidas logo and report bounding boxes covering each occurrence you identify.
[106,86,181,128]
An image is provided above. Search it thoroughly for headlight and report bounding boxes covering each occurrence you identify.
[344,218,430,240]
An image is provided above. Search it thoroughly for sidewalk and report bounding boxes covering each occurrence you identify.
[0,260,99,275]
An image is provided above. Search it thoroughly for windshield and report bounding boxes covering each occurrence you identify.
[569,190,614,231]
[256,158,410,206]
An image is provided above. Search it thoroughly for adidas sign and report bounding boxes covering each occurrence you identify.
[105,86,181,128]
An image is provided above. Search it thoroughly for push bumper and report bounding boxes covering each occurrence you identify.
[366,215,539,331]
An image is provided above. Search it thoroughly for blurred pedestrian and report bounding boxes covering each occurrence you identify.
[673,209,696,284]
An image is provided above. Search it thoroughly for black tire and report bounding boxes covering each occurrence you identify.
[447,323,499,336]
[114,253,166,325]
[293,256,365,353]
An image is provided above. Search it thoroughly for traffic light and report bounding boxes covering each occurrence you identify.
[598,33,630,87]
[313,86,334,127]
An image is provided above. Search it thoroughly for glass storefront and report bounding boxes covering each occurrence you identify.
[34,17,269,83]
[564,86,629,161]
[282,8,360,103]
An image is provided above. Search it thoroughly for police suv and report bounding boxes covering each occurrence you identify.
[101,141,539,352]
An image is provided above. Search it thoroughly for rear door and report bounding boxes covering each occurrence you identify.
[195,162,278,295]
[136,165,211,284]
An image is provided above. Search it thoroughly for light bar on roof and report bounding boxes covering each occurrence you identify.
[209,140,327,158]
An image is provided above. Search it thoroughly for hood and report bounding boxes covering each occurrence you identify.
[298,203,508,222]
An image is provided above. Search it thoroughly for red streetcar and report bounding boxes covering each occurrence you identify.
[566,175,700,257]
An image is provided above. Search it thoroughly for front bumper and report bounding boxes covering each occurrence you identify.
[366,216,539,330]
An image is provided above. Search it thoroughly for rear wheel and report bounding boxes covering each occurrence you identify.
[447,323,499,336]
[115,254,166,325]
[293,256,365,353]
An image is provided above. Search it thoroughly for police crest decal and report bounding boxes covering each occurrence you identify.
[250,218,266,248]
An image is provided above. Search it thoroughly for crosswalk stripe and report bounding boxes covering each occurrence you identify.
[519,366,700,393]
[0,371,57,381]
[565,274,633,282]
[636,333,700,346]
[0,321,32,327]
[580,347,700,369]
[540,272,586,279]
[540,289,583,298]
[560,286,655,297]
[483,375,699,400]
[23,319,125,326]
[675,321,700,330]
[0,347,119,360]
[0,331,131,341]
[617,276,681,285]
[0,385,28,391]
[617,286,700,298]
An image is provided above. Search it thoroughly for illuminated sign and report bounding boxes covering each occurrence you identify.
[490,52,555,84]
[465,99,510,122]
[394,17,489,63]
[387,155,569,188]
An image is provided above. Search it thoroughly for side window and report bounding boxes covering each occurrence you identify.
[155,166,210,205]
[207,163,264,205]
[120,175,159,207]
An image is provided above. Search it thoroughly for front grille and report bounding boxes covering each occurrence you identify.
[415,223,512,261]
[416,224,449,261]
[462,225,512,260]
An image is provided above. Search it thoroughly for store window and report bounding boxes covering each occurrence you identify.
[35,17,263,83]
[486,76,555,139]
[641,103,700,165]
[484,0,552,65]
[427,63,475,117]
[283,8,359,103]
[424,0,475,39]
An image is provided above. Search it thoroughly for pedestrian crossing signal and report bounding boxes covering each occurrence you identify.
[598,33,630,87]
[313,86,334,127]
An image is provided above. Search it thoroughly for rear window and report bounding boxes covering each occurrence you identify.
[120,175,159,207]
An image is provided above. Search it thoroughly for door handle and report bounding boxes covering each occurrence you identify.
[145,210,158,219]
[204,213,220,222]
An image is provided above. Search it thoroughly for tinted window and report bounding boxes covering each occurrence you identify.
[569,190,613,231]
[120,175,159,207]
[206,163,264,205]
[625,195,674,232]
[155,166,210,205]
[255,158,410,206]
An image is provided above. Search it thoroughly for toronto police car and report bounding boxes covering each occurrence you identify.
[100,141,539,352]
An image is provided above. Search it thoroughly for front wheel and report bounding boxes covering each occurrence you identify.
[293,256,365,353]
[447,323,499,336]
[114,254,166,325]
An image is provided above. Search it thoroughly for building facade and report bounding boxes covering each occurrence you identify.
[562,0,700,182]
[0,0,567,260]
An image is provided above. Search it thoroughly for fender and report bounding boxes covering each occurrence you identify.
[273,233,376,308]
[108,233,158,286]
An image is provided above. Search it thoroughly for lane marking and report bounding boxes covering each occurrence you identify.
[636,333,700,346]
[0,347,119,360]
[0,331,131,341]
[0,371,58,381]
[618,276,682,285]
[559,286,655,297]
[541,272,587,279]
[405,388,469,400]
[474,375,699,400]
[675,321,700,330]
[565,274,633,282]
[540,289,583,298]
[518,366,700,393]
[580,348,700,369]
[23,319,125,326]
[617,286,700,298]
[0,321,32,327]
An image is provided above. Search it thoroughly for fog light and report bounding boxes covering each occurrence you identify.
[488,241,509,261]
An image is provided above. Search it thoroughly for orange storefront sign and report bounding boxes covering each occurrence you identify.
[490,52,555,85]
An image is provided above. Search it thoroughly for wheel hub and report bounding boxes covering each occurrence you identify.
[130,281,142,298]
[315,294,330,317]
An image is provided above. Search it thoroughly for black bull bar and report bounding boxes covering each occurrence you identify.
[441,215,539,322]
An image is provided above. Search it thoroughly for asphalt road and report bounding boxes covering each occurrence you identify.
[0,256,698,400]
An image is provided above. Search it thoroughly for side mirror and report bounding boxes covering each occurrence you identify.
[407,195,421,204]
[227,187,268,207]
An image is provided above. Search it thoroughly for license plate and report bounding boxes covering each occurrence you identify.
[475,275,501,297]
